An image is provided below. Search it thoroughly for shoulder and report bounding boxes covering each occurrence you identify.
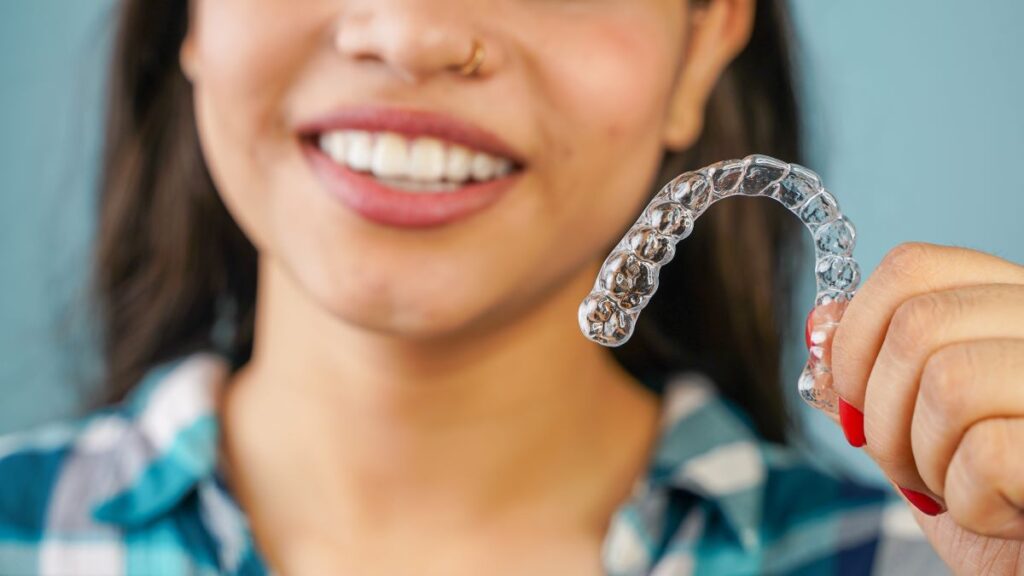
[0,416,91,534]
[0,407,133,532]
[0,410,135,573]
[0,352,231,574]
[0,351,229,537]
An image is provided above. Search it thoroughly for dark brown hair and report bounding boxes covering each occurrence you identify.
[93,0,804,443]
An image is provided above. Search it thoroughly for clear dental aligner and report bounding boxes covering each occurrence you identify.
[577,155,859,413]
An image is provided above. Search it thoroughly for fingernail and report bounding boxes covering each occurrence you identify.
[838,398,866,447]
[898,487,944,516]
[804,308,815,350]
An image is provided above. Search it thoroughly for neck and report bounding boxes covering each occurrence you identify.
[220,256,662,545]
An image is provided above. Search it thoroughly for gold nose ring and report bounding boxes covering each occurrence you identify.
[458,39,486,77]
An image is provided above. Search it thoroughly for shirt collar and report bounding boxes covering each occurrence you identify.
[91,351,766,550]
[644,372,767,551]
[91,352,229,526]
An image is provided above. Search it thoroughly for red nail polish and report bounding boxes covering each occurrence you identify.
[898,487,944,516]
[805,308,815,350]
[838,398,866,447]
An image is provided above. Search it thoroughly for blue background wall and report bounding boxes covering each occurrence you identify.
[1,1,1022,483]
[787,1,1024,480]
[1,1,112,432]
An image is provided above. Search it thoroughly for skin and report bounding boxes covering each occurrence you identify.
[179,0,1024,574]
[829,242,1024,574]
[180,0,753,573]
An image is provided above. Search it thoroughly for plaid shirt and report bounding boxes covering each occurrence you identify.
[0,351,948,575]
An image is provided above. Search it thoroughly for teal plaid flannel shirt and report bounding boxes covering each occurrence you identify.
[0,352,948,575]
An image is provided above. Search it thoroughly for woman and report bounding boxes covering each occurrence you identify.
[2,0,1022,574]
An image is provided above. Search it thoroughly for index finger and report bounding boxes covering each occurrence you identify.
[830,241,1024,408]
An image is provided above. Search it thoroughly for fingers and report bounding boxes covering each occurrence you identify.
[913,338,1024,497]
[831,241,1024,408]
[823,242,1024,522]
[944,418,1024,539]
[860,286,1024,496]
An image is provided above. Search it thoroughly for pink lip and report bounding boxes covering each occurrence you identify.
[301,142,523,229]
[296,105,527,228]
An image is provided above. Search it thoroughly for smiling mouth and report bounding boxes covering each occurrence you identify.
[295,105,529,227]
[304,129,525,194]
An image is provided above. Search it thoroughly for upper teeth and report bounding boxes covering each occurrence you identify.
[318,130,514,186]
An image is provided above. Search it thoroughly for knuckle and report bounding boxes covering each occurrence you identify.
[885,294,946,357]
[960,420,1012,488]
[918,344,974,423]
[876,242,936,281]
[910,405,950,495]
[946,420,1024,540]
[868,446,902,474]
[864,426,912,479]
[945,500,990,539]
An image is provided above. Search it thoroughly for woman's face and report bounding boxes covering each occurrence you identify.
[182,0,749,339]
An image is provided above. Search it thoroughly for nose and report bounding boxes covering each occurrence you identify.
[333,3,494,83]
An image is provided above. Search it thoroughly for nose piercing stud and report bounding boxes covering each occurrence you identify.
[458,38,486,76]
[578,155,859,413]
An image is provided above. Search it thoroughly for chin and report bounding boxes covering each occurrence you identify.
[317,282,498,342]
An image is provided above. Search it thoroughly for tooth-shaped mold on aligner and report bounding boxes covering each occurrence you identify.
[707,159,747,197]
[738,154,790,196]
[578,154,861,413]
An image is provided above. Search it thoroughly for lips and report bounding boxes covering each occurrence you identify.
[296,106,526,228]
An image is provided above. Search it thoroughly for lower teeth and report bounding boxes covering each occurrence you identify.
[374,177,463,193]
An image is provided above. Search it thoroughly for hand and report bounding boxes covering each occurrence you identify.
[823,242,1024,574]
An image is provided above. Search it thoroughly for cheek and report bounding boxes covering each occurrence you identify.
[188,0,334,243]
[521,7,682,240]
[189,0,334,158]
[548,12,677,135]
[563,24,674,140]
[192,0,328,91]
